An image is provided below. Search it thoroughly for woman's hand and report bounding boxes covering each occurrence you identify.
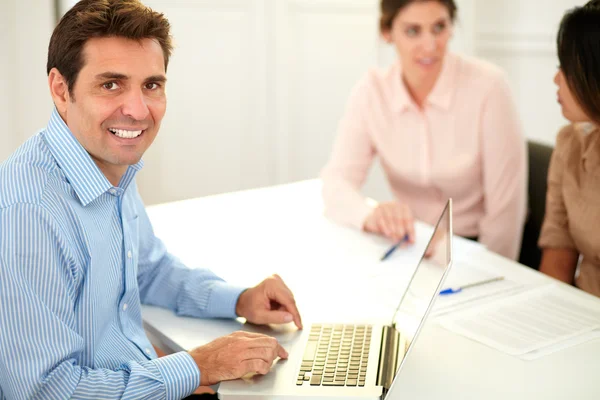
[363,202,416,243]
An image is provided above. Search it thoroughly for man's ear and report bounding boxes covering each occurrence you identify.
[381,29,393,44]
[48,68,72,115]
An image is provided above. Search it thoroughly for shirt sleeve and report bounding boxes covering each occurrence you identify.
[538,126,578,250]
[0,205,199,400]
[134,192,246,319]
[478,75,528,260]
[320,76,378,229]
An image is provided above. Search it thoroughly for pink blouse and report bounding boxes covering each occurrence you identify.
[321,53,527,260]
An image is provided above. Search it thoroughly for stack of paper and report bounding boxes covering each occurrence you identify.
[432,260,529,315]
[437,284,600,360]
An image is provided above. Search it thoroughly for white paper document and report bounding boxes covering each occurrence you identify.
[432,260,529,315]
[438,285,600,359]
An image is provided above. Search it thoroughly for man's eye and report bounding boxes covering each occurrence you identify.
[103,82,119,91]
[145,83,160,90]
[433,22,446,34]
[406,27,419,37]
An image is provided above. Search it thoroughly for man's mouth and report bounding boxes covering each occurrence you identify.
[417,57,437,66]
[108,128,144,139]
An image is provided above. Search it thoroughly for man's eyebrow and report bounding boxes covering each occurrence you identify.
[145,75,167,83]
[94,72,129,81]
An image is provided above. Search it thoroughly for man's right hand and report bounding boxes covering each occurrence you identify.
[188,331,288,386]
[363,201,416,243]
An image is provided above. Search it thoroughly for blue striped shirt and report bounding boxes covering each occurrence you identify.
[0,108,245,399]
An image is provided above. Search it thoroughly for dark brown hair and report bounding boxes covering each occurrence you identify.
[380,0,457,32]
[557,0,600,124]
[47,0,173,96]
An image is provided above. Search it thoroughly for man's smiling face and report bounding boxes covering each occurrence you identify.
[58,36,167,181]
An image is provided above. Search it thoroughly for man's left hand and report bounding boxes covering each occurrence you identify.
[235,274,303,329]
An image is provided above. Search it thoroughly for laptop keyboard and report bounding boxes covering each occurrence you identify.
[296,324,372,387]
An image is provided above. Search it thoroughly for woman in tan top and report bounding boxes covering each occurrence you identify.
[538,0,600,297]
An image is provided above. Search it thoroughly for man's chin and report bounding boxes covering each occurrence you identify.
[110,154,144,168]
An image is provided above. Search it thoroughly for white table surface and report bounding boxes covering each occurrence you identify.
[142,180,600,399]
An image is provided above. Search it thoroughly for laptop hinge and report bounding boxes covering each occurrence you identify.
[376,325,400,391]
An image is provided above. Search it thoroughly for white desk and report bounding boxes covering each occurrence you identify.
[142,180,600,399]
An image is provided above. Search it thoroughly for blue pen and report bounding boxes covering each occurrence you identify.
[439,276,505,295]
[380,234,410,261]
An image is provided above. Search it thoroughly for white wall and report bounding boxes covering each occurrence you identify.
[0,0,17,162]
[0,0,54,162]
[273,0,380,184]
[14,0,55,139]
[138,0,273,203]
[474,0,578,145]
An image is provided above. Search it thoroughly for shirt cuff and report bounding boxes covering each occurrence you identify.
[204,281,246,319]
[538,227,577,250]
[354,198,378,230]
[152,352,200,400]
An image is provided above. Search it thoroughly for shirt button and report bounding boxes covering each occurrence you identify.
[122,303,128,311]
[127,251,132,259]
[109,188,117,195]
[145,348,152,355]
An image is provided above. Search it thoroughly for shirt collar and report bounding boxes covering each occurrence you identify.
[426,53,457,110]
[391,63,413,113]
[576,122,598,136]
[392,52,457,113]
[43,107,144,206]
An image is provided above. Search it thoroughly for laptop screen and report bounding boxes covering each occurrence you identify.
[390,199,453,372]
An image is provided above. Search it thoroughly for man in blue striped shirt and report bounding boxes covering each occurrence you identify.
[0,1,302,399]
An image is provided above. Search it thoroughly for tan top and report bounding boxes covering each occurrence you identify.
[539,123,600,297]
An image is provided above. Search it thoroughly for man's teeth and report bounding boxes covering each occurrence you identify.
[108,128,143,139]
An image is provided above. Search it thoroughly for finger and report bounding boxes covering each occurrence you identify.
[381,206,401,240]
[391,215,408,242]
[240,359,271,376]
[277,343,289,359]
[254,309,296,325]
[376,211,393,238]
[242,341,289,360]
[393,214,409,242]
[385,207,405,241]
[396,204,415,241]
[241,347,277,363]
[405,216,416,244]
[242,336,279,349]
[266,283,303,329]
[400,205,415,243]
[262,298,302,330]
[231,331,272,340]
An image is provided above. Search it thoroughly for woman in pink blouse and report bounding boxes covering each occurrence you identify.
[321,0,527,260]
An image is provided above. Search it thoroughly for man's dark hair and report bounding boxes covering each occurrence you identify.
[47,0,173,97]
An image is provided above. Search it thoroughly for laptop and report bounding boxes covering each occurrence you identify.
[219,199,453,399]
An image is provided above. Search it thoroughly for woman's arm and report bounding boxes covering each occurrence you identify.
[538,127,579,283]
[321,77,378,229]
[539,248,579,284]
